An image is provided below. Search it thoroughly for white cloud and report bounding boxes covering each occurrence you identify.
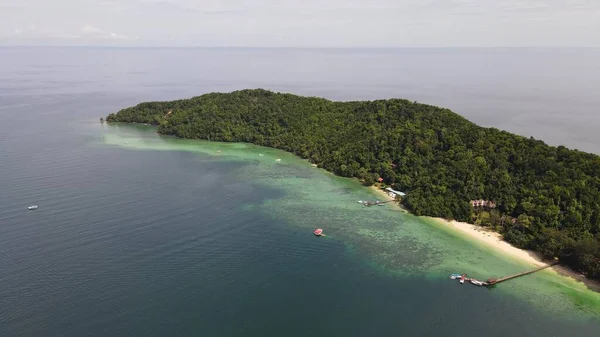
[108,32,134,40]
[1,23,133,44]
[81,24,104,35]
[73,24,133,40]
[79,24,134,40]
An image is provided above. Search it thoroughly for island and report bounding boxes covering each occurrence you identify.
[106,89,600,282]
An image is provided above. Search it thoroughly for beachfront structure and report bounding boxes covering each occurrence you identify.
[385,187,406,198]
[470,199,497,209]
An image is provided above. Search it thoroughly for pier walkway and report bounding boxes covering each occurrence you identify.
[484,261,560,286]
[360,200,396,206]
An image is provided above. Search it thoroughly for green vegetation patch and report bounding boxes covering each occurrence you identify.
[107,89,600,282]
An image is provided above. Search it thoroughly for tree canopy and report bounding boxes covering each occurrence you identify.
[107,89,600,280]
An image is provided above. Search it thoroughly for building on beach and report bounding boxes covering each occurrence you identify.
[385,187,406,199]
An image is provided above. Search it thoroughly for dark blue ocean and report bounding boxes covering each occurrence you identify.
[1,47,599,336]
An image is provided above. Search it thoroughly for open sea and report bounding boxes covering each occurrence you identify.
[1,47,600,336]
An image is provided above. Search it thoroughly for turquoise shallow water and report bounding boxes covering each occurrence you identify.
[1,112,599,337]
[103,125,600,320]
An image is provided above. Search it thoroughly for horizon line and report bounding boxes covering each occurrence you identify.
[1,44,599,49]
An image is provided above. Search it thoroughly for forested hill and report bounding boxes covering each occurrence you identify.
[107,89,600,280]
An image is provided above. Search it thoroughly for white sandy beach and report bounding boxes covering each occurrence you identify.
[432,218,547,267]
[369,186,600,291]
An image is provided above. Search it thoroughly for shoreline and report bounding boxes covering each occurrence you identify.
[109,123,600,294]
[369,185,600,292]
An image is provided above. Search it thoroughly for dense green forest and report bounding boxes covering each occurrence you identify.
[107,89,600,281]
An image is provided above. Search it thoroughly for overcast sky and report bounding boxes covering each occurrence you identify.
[1,0,599,47]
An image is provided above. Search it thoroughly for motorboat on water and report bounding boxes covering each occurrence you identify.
[449,273,462,279]
[459,275,465,284]
[470,280,484,286]
[28,205,38,210]
[314,228,323,236]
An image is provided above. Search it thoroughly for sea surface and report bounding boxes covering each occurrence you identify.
[1,47,600,336]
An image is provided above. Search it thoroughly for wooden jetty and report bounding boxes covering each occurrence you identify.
[361,200,395,207]
[484,261,560,286]
[455,261,560,287]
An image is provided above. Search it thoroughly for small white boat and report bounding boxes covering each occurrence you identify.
[470,280,483,286]
[449,274,462,279]
[460,275,465,284]
[275,158,281,162]
[28,205,38,210]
